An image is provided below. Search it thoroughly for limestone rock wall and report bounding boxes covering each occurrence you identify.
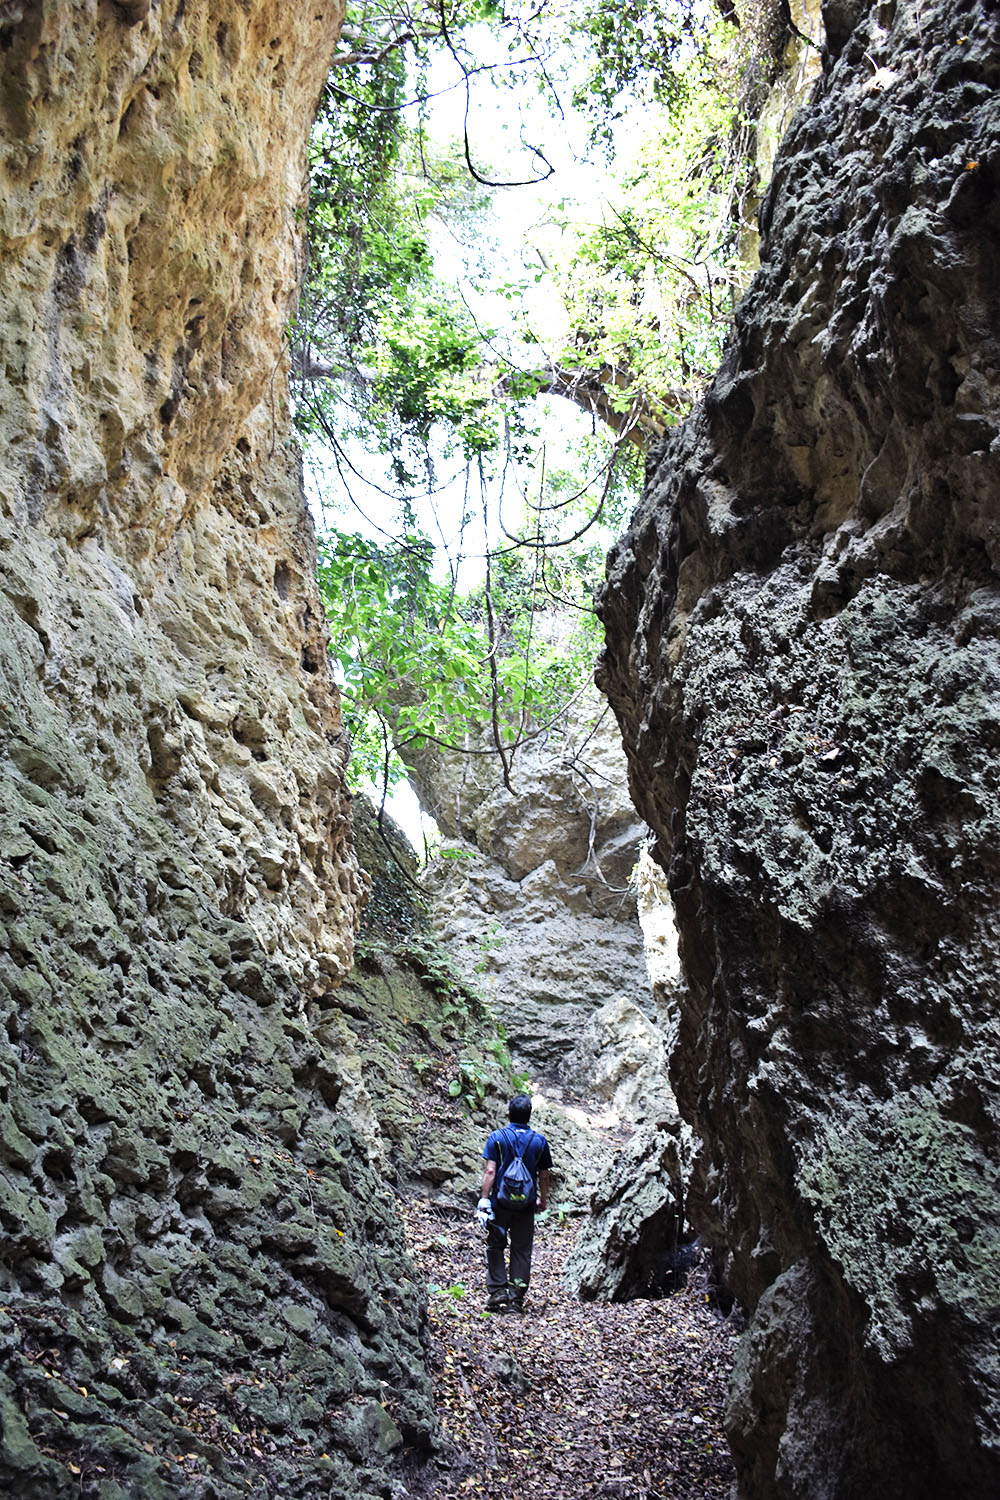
[0,6,434,1497]
[0,0,365,988]
[598,1,1000,1495]
[408,689,653,1071]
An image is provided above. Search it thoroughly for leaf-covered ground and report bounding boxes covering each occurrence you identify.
[404,1200,739,1500]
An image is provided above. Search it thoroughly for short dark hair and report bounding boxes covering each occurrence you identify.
[508,1094,532,1124]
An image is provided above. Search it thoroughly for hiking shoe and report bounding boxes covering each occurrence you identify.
[509,1298,525,1314]
[486,1294,509,1313]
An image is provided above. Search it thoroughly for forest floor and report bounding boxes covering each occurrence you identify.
[403,1198,740,1500]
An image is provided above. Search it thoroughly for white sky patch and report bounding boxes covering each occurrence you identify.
[370,775,440,856]
[301,16,654,847]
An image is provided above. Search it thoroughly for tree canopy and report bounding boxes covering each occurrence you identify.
[293,0,784,817]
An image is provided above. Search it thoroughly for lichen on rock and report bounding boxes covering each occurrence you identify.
[597,0,1000,1493]
[0,3,440,1496]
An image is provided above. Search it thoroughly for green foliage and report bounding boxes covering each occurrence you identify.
[393,934,485,1022]
[295,49,498,482]
[482,1033,532,1093]
[301,0,764,803]
[317,529,484,787]
[448,1058,489,1111]
[517,18,750,433]
[568,0,709,142]
[298,0,753,472]
[473,921,505,976]
[316,524,605,794]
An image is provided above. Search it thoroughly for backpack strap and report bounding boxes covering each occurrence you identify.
[504,1124,538,1163]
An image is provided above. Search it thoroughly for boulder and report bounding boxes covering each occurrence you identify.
[564,1113,696,1302]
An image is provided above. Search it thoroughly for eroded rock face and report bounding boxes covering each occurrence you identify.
[562,992,673,1124]
[408,689,652,1070]
[0,5,434,1496]
[563,1113,694,1303]
[598,1,1000,1495]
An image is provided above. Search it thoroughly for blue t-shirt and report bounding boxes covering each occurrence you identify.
[483,1123,552,1202]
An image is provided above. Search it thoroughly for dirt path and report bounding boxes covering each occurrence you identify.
[404,1199,739,1500]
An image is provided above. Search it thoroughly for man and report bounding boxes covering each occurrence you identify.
[477,1093,552,1313]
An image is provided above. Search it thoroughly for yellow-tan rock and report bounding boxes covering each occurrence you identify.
[0,6,434,1496]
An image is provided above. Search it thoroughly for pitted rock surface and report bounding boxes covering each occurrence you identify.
[562,1113,694,1304]
[598,1,1000,1495]
[409,688,653,1070]
[0,5,435,1498]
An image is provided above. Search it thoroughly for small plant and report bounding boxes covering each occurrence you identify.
[411,1054,436,1083]
[482,1034,532,1093]
[448,1058,488,1111]
[429,1282,467,1300]
[439,995,473,1026]
[395,935,485,1022]
[394,934,458,994]
[353,934,386,969]
[484,1035,513,1071]
[473,921,505,976]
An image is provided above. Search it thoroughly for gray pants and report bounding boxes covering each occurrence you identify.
[486,1205,535,1300]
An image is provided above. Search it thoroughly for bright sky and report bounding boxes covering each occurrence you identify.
[304,6,652,570]
[302,15,648,850]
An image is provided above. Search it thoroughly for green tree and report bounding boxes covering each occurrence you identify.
[318,516,605,797]
[299,1,784,806]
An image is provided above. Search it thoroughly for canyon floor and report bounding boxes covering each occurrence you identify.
[403,1199,739,1500]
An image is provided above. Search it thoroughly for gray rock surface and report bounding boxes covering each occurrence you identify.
[411,688,653,1070]
[0,5,436,1497]
[407,688,645,912]
[597,1,1000,1494]
[563,1114,694,1303]
[557,862,704,1305]
[562,992,673,1125]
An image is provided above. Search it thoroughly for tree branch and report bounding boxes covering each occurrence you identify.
[495,361,686,451]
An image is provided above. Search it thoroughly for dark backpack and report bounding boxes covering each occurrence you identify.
[495,1126,537,1211]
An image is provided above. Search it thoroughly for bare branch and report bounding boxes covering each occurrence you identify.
[481,485,514,793]
[436,0,556,189]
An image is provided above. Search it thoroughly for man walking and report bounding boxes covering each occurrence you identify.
[477,1094,552,1313]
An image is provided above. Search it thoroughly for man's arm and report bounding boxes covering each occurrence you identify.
[537,1168,550,1212]
[480,1159,497,1198]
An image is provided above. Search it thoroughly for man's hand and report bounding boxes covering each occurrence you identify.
[475,1197,494,1232]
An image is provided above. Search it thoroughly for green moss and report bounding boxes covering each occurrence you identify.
[798,1092,1000,1361]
